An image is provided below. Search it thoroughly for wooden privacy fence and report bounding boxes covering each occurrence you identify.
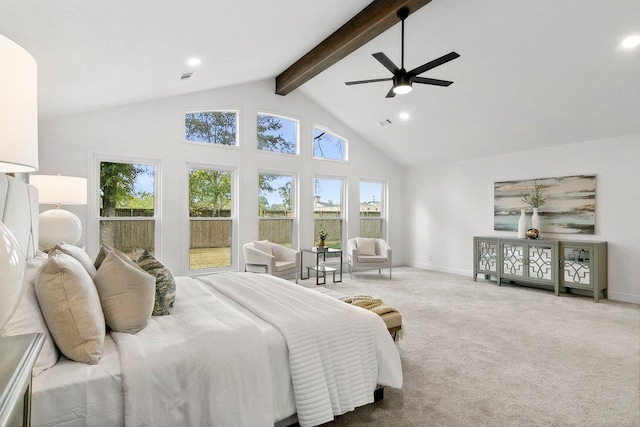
[190,220,232,248]
[100,220,155,253]
[101,215,382,251]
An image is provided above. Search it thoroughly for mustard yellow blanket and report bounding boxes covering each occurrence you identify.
[340,295,398,316]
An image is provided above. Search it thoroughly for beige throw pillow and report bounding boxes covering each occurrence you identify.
[94,251,155,334]
[356,237,376,256]
[253,240,272,255]
[94,244,141,270]
[51,243,97,277]
[35,251,105,364]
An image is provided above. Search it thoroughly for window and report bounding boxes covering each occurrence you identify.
[259,173,295,247]
[188,167,234,270]
[257,113,298,154]
[185,111,238,146]
[99,161,157,256]
[313,177,343,249]
[313,126,347,161]
[360,180,384,238]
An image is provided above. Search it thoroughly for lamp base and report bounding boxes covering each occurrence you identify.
[39,208,82,250]
[0,221,25,329]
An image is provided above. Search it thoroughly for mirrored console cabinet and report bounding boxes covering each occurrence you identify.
[473,236,607,302]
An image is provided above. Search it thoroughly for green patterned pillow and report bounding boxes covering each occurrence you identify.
[130,248,176,316]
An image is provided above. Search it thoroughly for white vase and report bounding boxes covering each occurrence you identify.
[517,209,527,238]
[531,208,541,232]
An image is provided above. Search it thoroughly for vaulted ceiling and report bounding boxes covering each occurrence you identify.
[2,1,639,166]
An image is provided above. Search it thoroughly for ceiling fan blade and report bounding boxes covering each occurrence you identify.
[373,52,399,74]
[409,51,460,77]
[413,77,454,87]
[385,87,396,98]
[345,77,393,86]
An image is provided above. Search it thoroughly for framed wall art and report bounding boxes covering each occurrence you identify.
[494,174,596,234]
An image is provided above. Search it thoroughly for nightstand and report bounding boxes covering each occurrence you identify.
[0,333,45,427]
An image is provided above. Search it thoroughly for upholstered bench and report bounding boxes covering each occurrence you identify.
[314,288,402,341]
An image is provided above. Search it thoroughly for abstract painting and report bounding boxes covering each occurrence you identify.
[494,175,596,234]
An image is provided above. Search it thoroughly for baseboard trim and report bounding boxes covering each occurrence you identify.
[606,291,640,305]
[405,262,639,305]
[406,261,471,277]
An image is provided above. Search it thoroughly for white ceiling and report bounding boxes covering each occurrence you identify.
[2,1,639,167]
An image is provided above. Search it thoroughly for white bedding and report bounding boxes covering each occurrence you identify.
[200,272,403,427]
[32,336,123,427]
[111,276,274,427]
[30,273,402,427]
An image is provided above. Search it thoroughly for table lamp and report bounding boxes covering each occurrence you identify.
[0,33,38,329]
[29,175,88,250]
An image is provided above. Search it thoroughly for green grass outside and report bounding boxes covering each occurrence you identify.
[189,247,231,270]
[189,240,342,270]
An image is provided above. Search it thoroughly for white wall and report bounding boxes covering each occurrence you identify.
[405,133,640,303]
[36,79,406,275]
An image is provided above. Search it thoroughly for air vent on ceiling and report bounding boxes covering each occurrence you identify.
[180,72,194,80]
[378,118,392,127]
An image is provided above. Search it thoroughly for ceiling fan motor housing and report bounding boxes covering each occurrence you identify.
[393,72,412,93]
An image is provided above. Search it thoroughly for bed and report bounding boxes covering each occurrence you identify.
[0,173,403,427]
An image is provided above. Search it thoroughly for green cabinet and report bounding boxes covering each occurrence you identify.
[473,237,498,280]
[473,237,607,302]
[559,241,608,302]
[499,238,559,295]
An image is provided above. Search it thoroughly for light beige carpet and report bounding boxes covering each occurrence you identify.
[301,267,640,427]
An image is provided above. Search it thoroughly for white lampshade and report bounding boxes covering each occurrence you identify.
[29,175,87,249]
[0,34,38,173]
[0,34,37,329]
[29,175,88,205]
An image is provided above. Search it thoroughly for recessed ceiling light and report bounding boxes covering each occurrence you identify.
[621,35,640,49]
[187,57,201,67]
[399,112,410,121]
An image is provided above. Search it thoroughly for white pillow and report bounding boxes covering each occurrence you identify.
[94,251,155,334]
[36,251,105,364]
[0,251,59,376]
[356,237,376,256]
[51,243,97,277]
[253,240,272,255]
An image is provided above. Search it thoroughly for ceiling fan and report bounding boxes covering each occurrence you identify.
[345,7,459,98]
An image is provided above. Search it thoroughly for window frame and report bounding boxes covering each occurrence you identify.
[89,152,161,259]
[359,179,386,239]
[185,163,238,274]
[258,170,298,249]
[183,109,241,148]
[313,175,345,249]
[312,125,348,162]
[256,112,300,155]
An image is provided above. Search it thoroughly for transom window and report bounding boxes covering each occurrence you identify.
[98,161,157,256]
[259,173,295,247]
[313,176,344,249]
[188,167,234,270]
[313,126,347,161]
[360,180,384,239]
[257,113,298,154]
[185,110,239,146]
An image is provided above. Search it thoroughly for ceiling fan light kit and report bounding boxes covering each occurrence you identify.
[392,74,412,94]
[345,6,459,98]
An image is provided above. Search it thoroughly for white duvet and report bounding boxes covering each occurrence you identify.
[200,272,403,427]
[111,276,274,427]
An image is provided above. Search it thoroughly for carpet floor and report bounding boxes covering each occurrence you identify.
[299,267,640,427]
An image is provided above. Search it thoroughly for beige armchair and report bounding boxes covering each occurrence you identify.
[243,240,300,283]
[347,237,392,278]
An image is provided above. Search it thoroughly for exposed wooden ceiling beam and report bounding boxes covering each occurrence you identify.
[275,0,433,96]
